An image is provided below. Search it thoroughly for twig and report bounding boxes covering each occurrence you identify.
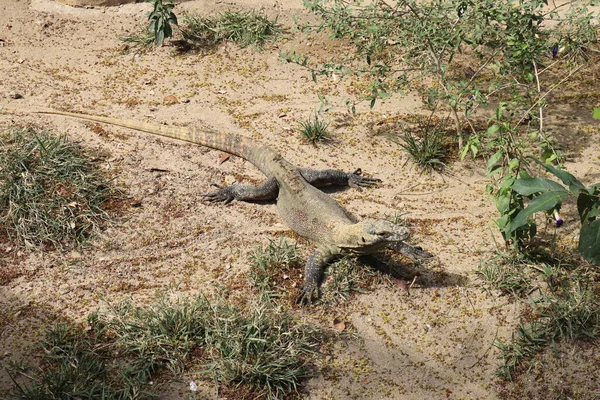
[532,60,544,136]
[515,64,583,126]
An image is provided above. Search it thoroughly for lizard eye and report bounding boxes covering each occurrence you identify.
[361,237,366,243]
[376,231,391,238]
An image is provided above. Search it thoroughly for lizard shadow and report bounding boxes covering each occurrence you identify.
[359,253,469,288]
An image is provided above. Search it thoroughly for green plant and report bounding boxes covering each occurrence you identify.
[197,293,323,399]
[477,253,533,296]
[0,125,116,250]
[147,0,178,46]
[494,279,600,379]
[180,14,219,45]
[216,10,280,48]
[297,114,330,143]
[7,323,153,400]
[507,160,600,264]
[181,10,280,49]
[392,128,450,173]
[249,238,302,294]
[92,292,322,399]
[292,0,594,144]
[319,256,386,306]
[9,291,324,400]
[120,25,156,52]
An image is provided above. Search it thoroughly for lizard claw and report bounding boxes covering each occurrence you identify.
[348,170,382,190]
[202,184,235,204]
[295,284,320,305]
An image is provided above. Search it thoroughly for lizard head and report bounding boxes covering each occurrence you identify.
[337,220,409,254]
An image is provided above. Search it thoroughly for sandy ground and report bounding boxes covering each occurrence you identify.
[0,0,599,398]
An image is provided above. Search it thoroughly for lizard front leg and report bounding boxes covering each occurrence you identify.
[203,168,380,204]
[296,247,337,305]
[202,178,279,204]
[299,168,381,191]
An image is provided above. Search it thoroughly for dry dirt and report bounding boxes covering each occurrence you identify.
[0,0,599,399]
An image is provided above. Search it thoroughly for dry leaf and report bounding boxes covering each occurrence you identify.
[218,153,231,164]
[394,278,410,296]
[332,317,346,331]
[163,95,178,104]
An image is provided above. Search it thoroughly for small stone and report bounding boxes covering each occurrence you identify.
[8,91,22,99]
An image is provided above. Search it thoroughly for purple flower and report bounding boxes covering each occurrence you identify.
[552,45,559,58]
[553,209,563,228]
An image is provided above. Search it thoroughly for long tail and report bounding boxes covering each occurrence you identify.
[2,107,279,177]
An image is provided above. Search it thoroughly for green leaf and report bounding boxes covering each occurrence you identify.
[577,191,600,222]
[593,108,600,119]
[509,190,569,233]
[156,29,165,46]
[486,150,502,174]
[532,158,586,193]
[512,178,566,196]
[579,218,600,264]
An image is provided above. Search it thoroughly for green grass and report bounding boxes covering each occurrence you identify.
[479,251,600,380]
[8,292,324,400]
[392,127,450,173]
[6,323,154,400]
[320,257,387,307]
[120,26,156,53]
[477,253,533,297]
[249,238,302,295]
[181,10,280,49]
[249,238,387,305]
[297,114,330,144]
[0,125,116,250]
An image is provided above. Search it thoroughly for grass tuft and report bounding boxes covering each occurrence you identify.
[479,252,600,380]
[119,26,156,53]
[320,257,386,307]
[181,10,280,49]
[0,125,116,250]
[249,238,384,305]
[8,291,323,400]
[6,322,153,399]
[477,253,532,297]
[249,238,302,295]
[392,127,449,172]
[297,114,330,144]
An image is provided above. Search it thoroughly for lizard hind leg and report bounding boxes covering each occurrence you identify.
[202,177,279,204]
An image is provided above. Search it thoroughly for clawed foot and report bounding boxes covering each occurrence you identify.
[348,168,382,191]
[295,284,320,305]
[201,184,235,204]
[394,242,435,260]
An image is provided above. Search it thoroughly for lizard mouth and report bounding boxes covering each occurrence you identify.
[338,221,410,254]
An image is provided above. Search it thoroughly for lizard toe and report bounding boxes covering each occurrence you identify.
[295,286,320,305]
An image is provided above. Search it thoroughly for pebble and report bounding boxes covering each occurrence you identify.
[8,91,22,99]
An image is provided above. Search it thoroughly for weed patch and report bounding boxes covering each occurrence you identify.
[479,252,600,380]
[0,125,117,250]
[392,128,450,173]
[249,238,388,306]
[181,10,280,49]
[8,292,324,400]
[297,114,330,144]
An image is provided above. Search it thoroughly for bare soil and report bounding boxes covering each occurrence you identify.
[1,0,599,399]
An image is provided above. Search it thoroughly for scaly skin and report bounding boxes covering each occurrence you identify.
[1,107,430,303]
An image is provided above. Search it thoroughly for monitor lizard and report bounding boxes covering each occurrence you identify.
[1,107,432,303]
